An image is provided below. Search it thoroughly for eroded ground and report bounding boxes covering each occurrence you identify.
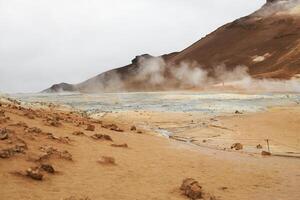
[0,98,299,200]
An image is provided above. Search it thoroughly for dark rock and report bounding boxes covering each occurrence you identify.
[86,124,95,131]
[72,131,84,136]
[0,128,9,140]
[180,178,203,200]
[130,125,137,131]
[91,134,113,141]
[41,164,55,173]
[231,143,243,150]
[256,144,263,149]
[26,167,43,180]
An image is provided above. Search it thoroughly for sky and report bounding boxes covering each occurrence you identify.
[0,0,265,93]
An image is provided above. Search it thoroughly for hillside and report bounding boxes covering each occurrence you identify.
[44,0,300,93]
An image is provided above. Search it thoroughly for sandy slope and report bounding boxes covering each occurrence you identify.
[0,98,300,200]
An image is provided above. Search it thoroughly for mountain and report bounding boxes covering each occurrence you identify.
[44,0,300,93]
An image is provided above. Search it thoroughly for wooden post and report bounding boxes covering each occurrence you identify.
[265,139,270,152]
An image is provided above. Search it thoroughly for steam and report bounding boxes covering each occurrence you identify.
[72,55,300,93]
[129,56,300,93]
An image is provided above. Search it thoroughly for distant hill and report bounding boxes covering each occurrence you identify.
[44,0,300,93]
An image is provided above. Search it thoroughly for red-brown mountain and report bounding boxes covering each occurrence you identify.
[44,0,300,93]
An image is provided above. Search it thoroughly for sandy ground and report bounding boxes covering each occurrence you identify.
[0,98,300,200]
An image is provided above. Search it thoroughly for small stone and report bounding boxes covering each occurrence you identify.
[130,125,136,131]
[98,156,116,165]
[91,134,112,141]
[231,143,243,150]
[180,178,203,200]
[261,151,271,156]
[256,144,263,149]
[26,168,43,180]
[111,143,128,148]
[0,128,9,140]
[41,164,55,173]
[72,131,84,136]
[86,124,95,131]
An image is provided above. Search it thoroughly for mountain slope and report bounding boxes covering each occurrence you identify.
[44,0,300,93]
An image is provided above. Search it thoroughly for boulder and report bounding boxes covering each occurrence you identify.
[86,124,95,131]
[91,134,113,141]
[180,178,203,200]
[41,164,55,173]
[26,167,43,180]
[0,128,9,140]
[231,143,243,150]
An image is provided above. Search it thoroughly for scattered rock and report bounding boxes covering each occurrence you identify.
[40,164,55,173]
[130,125,137,131]
[45,118,62,127]
[0,110,5,117]
[39,146,73,161]
[60,150,73,160]
[231,143,243,150]
[47,133,71,144]
[256,144,263,149]
[261,151,271,156]
[72,131,84,136]
[86,124,95,131]
[25,127,42,134]
[111,143,128,148]
[10,121,28,128]
[137,130,143,134]
[98,156,116,165]
[0,144,27,159]
[91,134,113,141]
[26,167,43,180]
[0,128,9,140]
[102,124,123,132]
[235,110,243,114]
[180,178,203,200]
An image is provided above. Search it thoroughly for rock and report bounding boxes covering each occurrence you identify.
[98,156,116,165]
[180,178,203,200]
[261,151,272,156]
[0,110,5,117]
[256,144,263,149]
[137,130,143,134]
[41,164,55,173]
[26,167,43,180]
[102,124,123,132]
[235,110,242,114]
[72,131,84,136]
[25,127,42,134]
[130,125,137,131]
[86,124,95,131]
[45,118,62,127]
[60,150,73,160]
[231,143,243,150]
[0,128,9,140]
[111,143,128,148]
[0,144,27,159]
[91,134,113,141]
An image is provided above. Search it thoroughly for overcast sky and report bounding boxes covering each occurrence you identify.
[0,0,265,93]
